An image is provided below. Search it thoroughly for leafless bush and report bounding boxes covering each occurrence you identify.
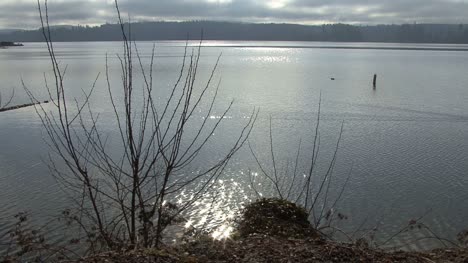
[0,89,15,111]
[247,96,350,236]
[22,0,257,254]
[456,230,468,247]
[0,212,84,262]
[374,211,461,250]
[246,107,468,249]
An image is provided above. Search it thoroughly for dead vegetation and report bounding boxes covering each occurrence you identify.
[237,198,320,239]
[78,198,468,262]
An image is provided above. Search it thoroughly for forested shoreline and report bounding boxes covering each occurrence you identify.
[2,22,468,43]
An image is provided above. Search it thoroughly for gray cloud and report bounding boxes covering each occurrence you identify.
[1,0,468,29]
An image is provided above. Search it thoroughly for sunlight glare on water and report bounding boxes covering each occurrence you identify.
[175,177,253,241]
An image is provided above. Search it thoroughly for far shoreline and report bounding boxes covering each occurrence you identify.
[4,40,468,52]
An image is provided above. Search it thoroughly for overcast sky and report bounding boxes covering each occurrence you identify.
[1,0,468,29]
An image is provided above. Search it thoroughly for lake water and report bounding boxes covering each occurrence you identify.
[1,41,468,251]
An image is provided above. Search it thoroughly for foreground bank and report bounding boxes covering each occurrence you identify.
[79,199,467,263]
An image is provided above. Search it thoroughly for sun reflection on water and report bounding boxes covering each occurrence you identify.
[174,174,255,241]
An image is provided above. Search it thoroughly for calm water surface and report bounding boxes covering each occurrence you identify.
[1,41,468,250]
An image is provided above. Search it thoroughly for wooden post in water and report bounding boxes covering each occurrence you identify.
[373,74,377,89]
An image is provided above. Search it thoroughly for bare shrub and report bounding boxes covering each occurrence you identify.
[0,89,15,111]
[247,96,350,237]
[23,0,257,254]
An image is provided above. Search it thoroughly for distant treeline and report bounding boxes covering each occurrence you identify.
[2,22,468,43]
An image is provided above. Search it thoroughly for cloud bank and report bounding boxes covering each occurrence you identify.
[1,0,468,29]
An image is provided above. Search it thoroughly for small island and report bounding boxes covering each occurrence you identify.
[0,41,23,47]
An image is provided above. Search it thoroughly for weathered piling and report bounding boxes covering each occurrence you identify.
[373,74,377,89]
